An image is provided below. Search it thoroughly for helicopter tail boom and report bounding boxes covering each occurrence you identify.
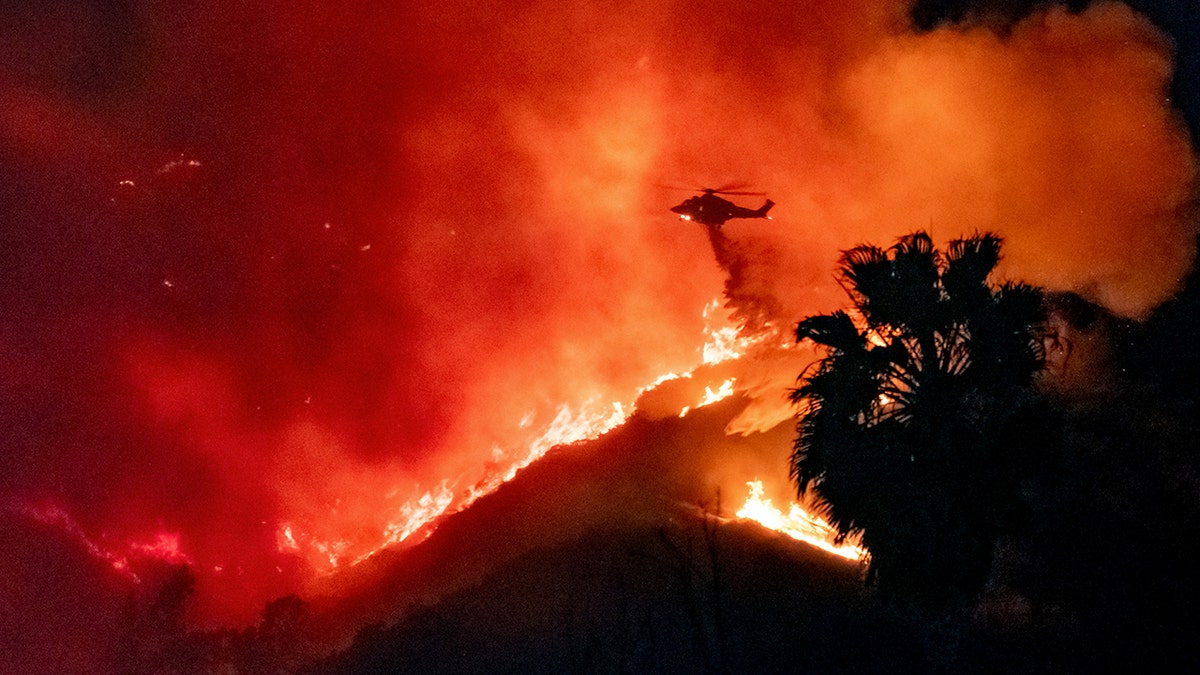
[752,199,775,219]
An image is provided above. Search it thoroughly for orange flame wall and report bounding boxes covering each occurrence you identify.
[0,0,1193,632]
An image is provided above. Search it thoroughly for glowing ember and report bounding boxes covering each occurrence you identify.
[129,532,191,565]
[736,480,865,561]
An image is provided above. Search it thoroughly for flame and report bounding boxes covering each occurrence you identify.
[129,532,191,565]
[679,377,738,418]
[13,503,193,581]
[16,297,798,590]
[736,480,866,562]
[278,398,637,573]
[279,299,761,574]
[15,293,851,597]
[701,299,760,365]
[701,378,736,406]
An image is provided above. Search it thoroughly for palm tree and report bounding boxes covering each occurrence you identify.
[791,231,1046,608]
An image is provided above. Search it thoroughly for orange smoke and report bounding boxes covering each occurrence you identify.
[841,3,1195,318]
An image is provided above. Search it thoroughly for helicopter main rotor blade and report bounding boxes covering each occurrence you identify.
[655,182,767,196]
[712,181,752,192]
[700,181,766,196]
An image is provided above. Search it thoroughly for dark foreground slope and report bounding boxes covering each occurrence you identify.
[314,517,921,674]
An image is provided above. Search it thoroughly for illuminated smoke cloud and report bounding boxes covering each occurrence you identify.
[697,2,1194,336]
[0,0,1193,645]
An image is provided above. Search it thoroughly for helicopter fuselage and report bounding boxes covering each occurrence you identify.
[670,191,773,227]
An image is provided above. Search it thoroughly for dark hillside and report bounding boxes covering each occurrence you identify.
[316,518,919,674]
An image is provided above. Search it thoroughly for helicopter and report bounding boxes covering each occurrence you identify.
[668,187,774,227]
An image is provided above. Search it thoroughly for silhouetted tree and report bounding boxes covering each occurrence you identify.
[791,232,1046,611]
[251,594,311,674]
[116,565,199,674]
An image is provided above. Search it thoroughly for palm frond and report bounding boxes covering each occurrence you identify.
[944,232,1003,314]
[855,232,941,330]
[945,232,1002,278]
[890,232,940,285]
[795,311,865,353]
[837,245,890,310]
[891,231,936,260]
